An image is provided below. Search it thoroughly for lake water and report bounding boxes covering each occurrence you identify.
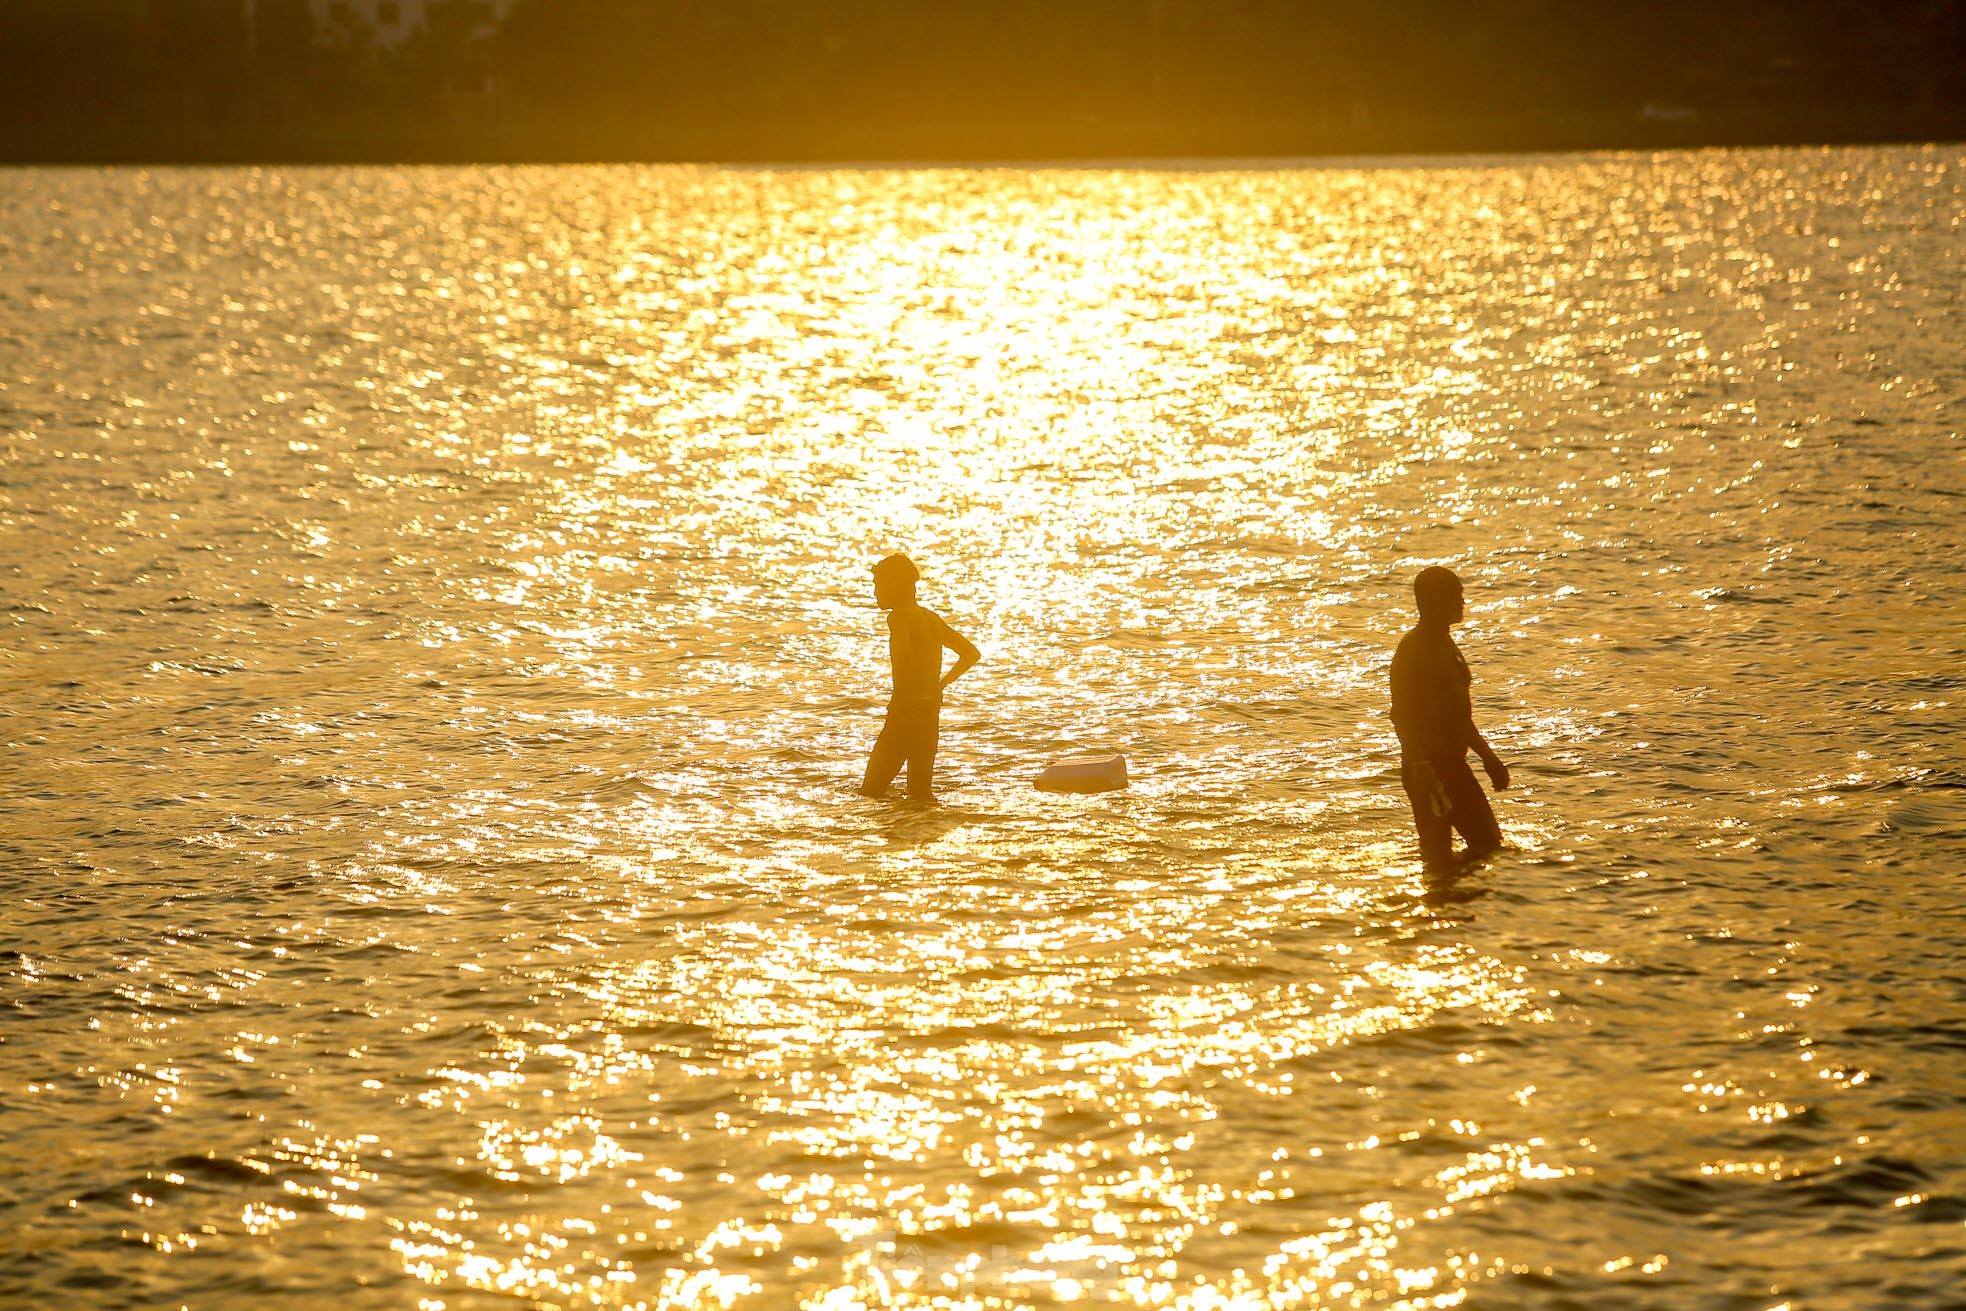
[2,149,1963,1309]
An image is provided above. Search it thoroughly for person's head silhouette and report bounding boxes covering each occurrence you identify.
[1414,566,1465,626]
[873,553,919,610]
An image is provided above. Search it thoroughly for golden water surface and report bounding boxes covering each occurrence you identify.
[2,150,1964,1309]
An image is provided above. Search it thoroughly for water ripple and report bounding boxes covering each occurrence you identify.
[2,148,1963,1307]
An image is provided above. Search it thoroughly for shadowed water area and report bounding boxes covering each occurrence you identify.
[2,149,1963,1308]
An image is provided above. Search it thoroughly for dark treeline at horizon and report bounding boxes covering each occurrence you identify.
[3,0,1965,163]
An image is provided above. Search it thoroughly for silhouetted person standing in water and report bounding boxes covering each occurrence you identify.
[1391,566,1509,871]
[861,553,980,802]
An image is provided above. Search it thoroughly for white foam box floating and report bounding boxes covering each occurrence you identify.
[1034,753,1129,794]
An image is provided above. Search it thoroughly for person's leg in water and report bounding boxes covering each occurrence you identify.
[1402,759,1457,872]
[864,698,940,800]
[1404,757,1500,869]
[861,701,909,797]
[1438,757,1502,862]
[901,699,941,801]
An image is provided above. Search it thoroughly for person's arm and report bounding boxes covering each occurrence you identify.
[1460,682,1509,791]
[936,616,980,692]
[1389,644,1420,758]
[1469,727,1509,789]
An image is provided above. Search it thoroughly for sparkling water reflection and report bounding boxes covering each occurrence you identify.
[2,149,1963,1308]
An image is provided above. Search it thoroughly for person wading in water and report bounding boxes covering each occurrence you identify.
[860,553,980,802]
[1390,566,1510,871]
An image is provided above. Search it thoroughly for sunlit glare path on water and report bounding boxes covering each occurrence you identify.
[2,149,1964,1309]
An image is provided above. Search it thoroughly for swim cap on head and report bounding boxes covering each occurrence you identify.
[1413,565,1462,617]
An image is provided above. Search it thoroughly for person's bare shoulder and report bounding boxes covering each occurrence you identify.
[888,603,936,644]
[1391,626,1427,675]
[923,606,975,642]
